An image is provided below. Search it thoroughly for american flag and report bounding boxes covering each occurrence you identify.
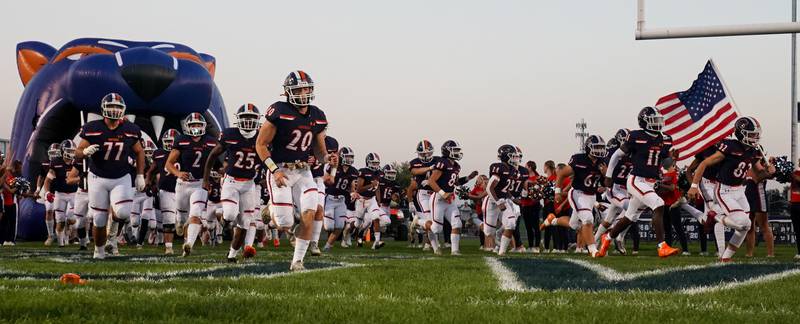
[655,59,739,161]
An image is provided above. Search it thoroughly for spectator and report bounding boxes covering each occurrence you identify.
[518,161,542,253]
[658,161,688,254]
[1,160,36,245]
[468,175,488,248]
[541,160,561,252]
[745,157,776,258]
[790,159,800,259]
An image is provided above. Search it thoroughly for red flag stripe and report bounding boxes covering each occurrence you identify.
[664,109,689,125]
[658,100,684,116]
[674,113,737,151]
[666,103,733,138]
[656,93,679,105]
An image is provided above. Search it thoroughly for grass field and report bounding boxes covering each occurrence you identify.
[0,239,799,323]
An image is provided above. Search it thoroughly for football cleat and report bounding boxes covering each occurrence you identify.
[182,243,192,257]
[243,245,257,258]
[290,260,306,271]
[227,257,238,263]
[44,237,54,246]
[657,242,681,258]
[165,246,174,255]
[614,237,627,255]
[372,241,385,250]
[273,238,280,248]
[93,249,106,260]
[310,242,321,256]
[720,258,733,263]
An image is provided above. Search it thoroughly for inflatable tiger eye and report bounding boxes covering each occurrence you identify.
[12,38,230,239]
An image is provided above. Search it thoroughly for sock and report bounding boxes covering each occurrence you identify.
[714,222,726,256]
[428,232,440,252]
[594,224,608,243]
[722,247,735,259]
[228,247,238,258]
[293,238,310,263]
[451,234,460,253]
[56,229,65,245]
[374,231,381,243]
[165,242,173,249]
[46,220,55,238]
[94,244,104,255]
[77,228,87,246]
[499,235,511,254]
[245,225,256,247]
[312,220,322,244]
[138,220,149,245]
[588,243,598,255]
[186,223,201,248]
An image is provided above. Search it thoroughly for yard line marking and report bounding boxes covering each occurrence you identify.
[485,257,532,292]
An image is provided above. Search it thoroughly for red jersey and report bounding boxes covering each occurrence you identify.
[791,170,800,203]
[658,169,680,206]
[3,172,14,206]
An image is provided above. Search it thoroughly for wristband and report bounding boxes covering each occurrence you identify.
[438,190,446,197]
[264,157,279,173]
[690,183,698,189]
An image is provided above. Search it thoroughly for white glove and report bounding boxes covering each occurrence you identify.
[83,144,100,157]
[135,174,146,192]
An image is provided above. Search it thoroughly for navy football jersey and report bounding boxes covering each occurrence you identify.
[79,120,142,179]
[264,101,328,163]
[71,160,88,191]
[40,161,52,193]
[569,153,604,194]
[409,158,434,191]
[50,158,77,194]
[260,183,270,205]
[622,130,671,179]
[208,180,221,203]
[432,157,462,193]
[606,148,633,186]
[310,156,324,178]
[153,148,177,192]
[219,128,258,179]
[510,166,529,199]
[326,165,359,196]
[173,134,218,180]
[357,168,380,198]
[489,162,517,200]
[379,178,401,206]
[715,139,763,186]
[695,144,721,182]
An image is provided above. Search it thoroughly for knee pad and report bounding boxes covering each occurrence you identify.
[483,223,497,237]
[92,211,109,228]
[55,211,67,223]
[113,203,132,221]
[430,221,443,234]
[222,203,239,222]
[162,211,177,225]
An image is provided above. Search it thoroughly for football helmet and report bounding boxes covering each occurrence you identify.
[101,92,126,120]
[47,143,62,159]
[605,137,620,153]
[339,147,355,166]
[183,113,206,137]
[365,152,381,171]
[584,135,607,158]
[416,140,434,162]
[60,140,76,160]
[236,103,261,132]
[498,144,517,166]
[441,140,463,160]
[637,106,664,133]
[143,139,157,161]
[325,136,339,154]
[734,116,761,147]
[382,164,397,181]
[284,70,315,106]
[162,128,179,151]
[614,128,631,146]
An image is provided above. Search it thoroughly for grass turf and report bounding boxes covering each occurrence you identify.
[0,240,798,323]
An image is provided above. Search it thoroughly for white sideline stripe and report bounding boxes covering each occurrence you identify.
[679,268,800,295]
[484,257,531,292]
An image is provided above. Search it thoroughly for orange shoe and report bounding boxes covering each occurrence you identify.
[273,239,280,248]
[59,273,87,285]
[540,213,555,231]
[243,245,257,259]
[597,234,612,257]
[657,242,681,258]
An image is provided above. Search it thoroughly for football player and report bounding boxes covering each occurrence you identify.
[43,141,79,247]
[74,93,146,259]
[203,104,260,260]
[147,128,180,248]
[600,107,680,258]
[594,129,632,252]
[166,113,218,255]
[509,146,530,252]
[309,136,340,255]
[687,141,726,256]
[427,140,476,255]
[40,143,59,245]
[378,164,401,223]
[66,141,90,250]
[687,117,773,261]
[354,153,389,250]
[409,140,436,250]
[324,147,358,251]
[542,135,608,257]
[133,139,157,248]
[255,70,329,271]
[484,145,520,255]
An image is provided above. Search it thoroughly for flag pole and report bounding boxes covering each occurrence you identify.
[707,59,741,117]
[792,0,797,165]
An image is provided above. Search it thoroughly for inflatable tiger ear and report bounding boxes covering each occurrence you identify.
[199,53,216,79]
[16,41,56,86]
